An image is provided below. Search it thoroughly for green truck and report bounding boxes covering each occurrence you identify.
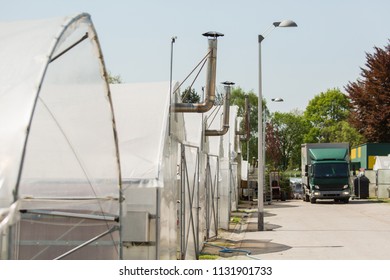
[301,143,351,204]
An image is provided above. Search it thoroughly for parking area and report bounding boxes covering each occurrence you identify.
[218,199,390,260]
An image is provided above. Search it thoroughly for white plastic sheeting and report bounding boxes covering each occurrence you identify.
[228,106,239,213]
[241,161,248,181]
[181,113,207,259]
[111,82,183,260]
[373,156,390,170]
[204,106,222,236]
[204,105,239,230]
[0,14,121,259]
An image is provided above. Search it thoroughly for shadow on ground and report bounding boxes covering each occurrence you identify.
[264,201,301,209]
[201,238,291,258]
[239,200,300,210]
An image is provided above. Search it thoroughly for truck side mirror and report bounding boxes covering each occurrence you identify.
[352,164,356,176]
[304,165,308,176]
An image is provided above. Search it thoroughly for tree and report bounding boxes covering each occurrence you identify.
[181,87,200,103]
[269,111,309,170]
[320,120,365,147]
[215,87,224,106]
[303,88,362,144]
[345,41,390,142]
[107,71,122,84]
[230,87,262,161]
[265,121,282,169]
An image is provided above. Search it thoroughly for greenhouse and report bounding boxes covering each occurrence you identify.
[0,14,121,259]
[180,83,241,259]
[181,113,209,259]
[204,102,240,231]
[110,82,184,260]
[0,13,233,260]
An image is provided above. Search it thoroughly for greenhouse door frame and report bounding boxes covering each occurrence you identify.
[179,143,200,260]
[229,161,238,221]
[205,154,219,240]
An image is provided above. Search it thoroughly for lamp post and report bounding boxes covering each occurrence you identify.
[258,20,297,231]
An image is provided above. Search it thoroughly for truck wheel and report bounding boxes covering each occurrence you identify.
[310,197,316,204]
[343,198,349,204]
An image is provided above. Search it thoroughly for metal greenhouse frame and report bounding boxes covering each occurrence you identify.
[0,13,121,260]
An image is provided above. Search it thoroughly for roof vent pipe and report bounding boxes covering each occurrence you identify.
[205,81,234,136]
[236,95,250,141]
[173,31,224,113]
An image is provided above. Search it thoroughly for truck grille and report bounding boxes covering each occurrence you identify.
[319,184,344,191]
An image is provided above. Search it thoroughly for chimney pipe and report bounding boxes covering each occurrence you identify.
[173,31,224,113]
[205,81,234,136]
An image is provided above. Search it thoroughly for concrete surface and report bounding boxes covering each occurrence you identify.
[205,199,390,260]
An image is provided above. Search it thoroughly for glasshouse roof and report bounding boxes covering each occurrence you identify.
[110,82,182,188]
[0,13,120,215]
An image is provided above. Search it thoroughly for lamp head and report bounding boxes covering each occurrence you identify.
[273,20,298,27]
[202,31,224,38]
[221,81,235,86]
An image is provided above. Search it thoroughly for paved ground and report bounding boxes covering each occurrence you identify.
[202,198,390,260]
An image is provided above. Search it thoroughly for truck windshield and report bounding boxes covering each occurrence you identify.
[313,163,349,178]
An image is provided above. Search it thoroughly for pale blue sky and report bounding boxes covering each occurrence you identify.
[1,0,389,113]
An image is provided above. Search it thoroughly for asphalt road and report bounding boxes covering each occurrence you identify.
[227,198,390,260]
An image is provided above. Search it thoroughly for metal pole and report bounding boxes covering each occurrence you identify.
[196,146,200,259]
[54,226,119,260]
[168,36,176,136]
[180,144,185,259]
[256,19,297,231]
[155,187,161,259]
[257,35,265,231]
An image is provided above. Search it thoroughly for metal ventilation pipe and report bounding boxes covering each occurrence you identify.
[173,31,224,113]
[205,81,234,136]
[236,95,250,141]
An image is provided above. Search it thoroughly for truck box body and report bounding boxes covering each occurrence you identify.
[301,143,351,203]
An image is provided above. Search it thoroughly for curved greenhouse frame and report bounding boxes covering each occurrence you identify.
[0,13,121,260]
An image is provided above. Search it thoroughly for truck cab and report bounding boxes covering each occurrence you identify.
[302,144,351,204]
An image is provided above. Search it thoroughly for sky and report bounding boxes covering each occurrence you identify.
[1,0,389,113]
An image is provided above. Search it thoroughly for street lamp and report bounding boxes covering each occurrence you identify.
[258,20,297,231]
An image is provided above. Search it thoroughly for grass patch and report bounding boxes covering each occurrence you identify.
[230,216,242,224]
[199,254,219,260]
[369,197,390,203]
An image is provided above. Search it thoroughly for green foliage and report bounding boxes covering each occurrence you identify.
[230,87,260,161]
[303,88,361,144]
[181,87,200,103]
[304,88,349,126]
[215,88,224,106]
[320,121,364,147]
[230,87,259,122]
[199,253,219,260]
[107,71,122,84]
[269,111,309,170]
[230,216,242,223]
